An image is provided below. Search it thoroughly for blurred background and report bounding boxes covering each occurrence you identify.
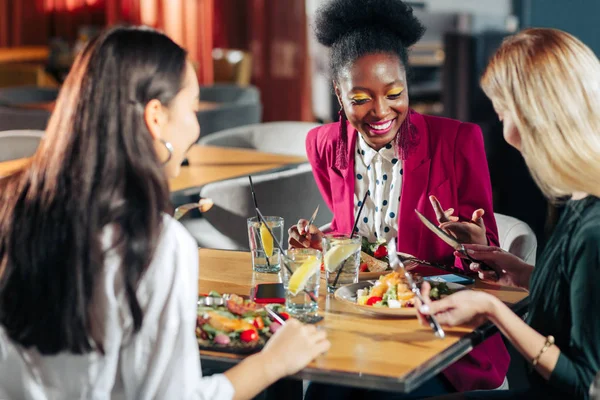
[1,0,599,251]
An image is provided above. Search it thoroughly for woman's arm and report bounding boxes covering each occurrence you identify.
[452,123,500,247]
[421,222,600,398]
[120,218,329,400]
[305,127,334,214]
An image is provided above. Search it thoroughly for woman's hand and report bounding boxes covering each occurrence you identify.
[288,219,323,251]
[260,319,330,377]
[429,195,488,245]
[457,244,534,289]
[416,282,497,328]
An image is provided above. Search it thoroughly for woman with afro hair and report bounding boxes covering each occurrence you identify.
[290,0,510,398]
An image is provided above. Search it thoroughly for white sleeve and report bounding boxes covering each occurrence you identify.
[119,218,235,400]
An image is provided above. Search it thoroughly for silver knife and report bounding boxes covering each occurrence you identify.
[414,209,492,271]
[387,240,445,339]
[304,205,320,234]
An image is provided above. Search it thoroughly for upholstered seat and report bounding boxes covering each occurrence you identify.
[198,121,321,157]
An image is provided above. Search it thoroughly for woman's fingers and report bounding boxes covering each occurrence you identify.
[429,196,450,223]
[296,219,310,235]
[288,224,311,248]
[470,263,499,281]
[471,209,486,229]
[462,244,503,253]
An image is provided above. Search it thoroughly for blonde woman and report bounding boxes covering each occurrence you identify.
[416,28,600,400]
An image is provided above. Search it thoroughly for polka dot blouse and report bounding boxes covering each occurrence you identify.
[353,134,403,243]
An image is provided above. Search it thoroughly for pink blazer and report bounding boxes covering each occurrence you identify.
[306,111,509,392]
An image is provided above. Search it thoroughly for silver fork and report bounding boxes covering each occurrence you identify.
[174,198,213,220]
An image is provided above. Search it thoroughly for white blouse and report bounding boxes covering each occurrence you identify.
[0,215,234,400]
[353,134,404,243]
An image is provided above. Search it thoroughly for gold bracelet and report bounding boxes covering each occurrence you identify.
[532,335,555,367]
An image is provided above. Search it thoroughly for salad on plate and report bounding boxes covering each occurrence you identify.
[196,292,288,353]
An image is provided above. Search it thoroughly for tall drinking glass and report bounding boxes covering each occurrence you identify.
[247,216,283,273]
[281,248,322,317]
[323,234,361,293]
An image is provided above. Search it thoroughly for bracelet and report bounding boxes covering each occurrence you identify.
[532,335,555,366]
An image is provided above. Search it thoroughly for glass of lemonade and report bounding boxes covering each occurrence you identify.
[247,216,284,273]
[282,248,322,317]
[323,234,361,293]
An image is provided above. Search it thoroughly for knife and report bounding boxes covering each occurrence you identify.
[305,205,320,234]
[388,240,445,339]
[414,209,492,271]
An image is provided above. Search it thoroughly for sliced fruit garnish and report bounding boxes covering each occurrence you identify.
[259,223,274,257]
[288,255,321,295]
[324,243,361,272]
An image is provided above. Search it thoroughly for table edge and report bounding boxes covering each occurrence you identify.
[200,296,530,392]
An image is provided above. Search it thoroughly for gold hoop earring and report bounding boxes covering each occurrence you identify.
[160,138,173,164]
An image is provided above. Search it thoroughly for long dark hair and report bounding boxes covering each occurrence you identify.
[0,26,187,355]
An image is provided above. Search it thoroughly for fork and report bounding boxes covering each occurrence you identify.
[174,198,214,220]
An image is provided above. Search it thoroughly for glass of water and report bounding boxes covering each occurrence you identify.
[282,248,322,317]
[247,216,284,273]
[323,234,361,293]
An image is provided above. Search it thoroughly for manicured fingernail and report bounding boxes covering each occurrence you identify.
[470,263,479,270]
[467,249,475,254]
[420,305,430,314]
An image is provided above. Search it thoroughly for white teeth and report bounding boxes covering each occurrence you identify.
[369,120,393,131]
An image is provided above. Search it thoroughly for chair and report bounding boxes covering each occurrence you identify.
[213,48,252,86]
[591,371,600,400]
[0,86,58,131]
[197,84,262,138]
[181,163,333,250]
[0,130,44,162]
[198,121,321,157]
[495,213,537,265]
[0,86,59,105]
[0,106,51,131]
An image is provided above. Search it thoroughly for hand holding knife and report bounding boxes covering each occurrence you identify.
[414,209,494,272]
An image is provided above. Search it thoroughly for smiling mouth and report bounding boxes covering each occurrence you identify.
[366,118,396,135]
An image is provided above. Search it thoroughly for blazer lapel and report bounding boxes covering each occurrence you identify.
[339,122,357,235]
[397,112,431,256]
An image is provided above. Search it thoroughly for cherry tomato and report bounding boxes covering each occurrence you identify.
[253,316,265,330]
[373,245,388,259]
[240,329,258,343]
[359,262,369,272]
[366,296,383,306]
[279,312,290,321]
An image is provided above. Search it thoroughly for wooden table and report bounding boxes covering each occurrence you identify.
[198,249,530,392]
[0,146,307,195]
[0,47,49,64]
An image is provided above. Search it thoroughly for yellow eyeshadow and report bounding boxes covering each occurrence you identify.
[386,88,404,96]
[350,93,371,101]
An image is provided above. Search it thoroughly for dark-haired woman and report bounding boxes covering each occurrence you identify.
[0,27,329,400]
[291,0,509,397]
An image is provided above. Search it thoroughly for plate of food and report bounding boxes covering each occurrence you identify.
[358,238,417,280]
[196,292,288,354]
[334,271,465,316]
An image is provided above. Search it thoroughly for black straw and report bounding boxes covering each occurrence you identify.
[248,176,271,268]
[255,208,318,304]
[332,190,369,288]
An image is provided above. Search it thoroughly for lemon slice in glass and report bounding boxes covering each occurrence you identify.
[259,223,274,258]
[288,255,321,295]
[324,243,361,272]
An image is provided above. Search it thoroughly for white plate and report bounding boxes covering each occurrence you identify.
[334,281,467,317]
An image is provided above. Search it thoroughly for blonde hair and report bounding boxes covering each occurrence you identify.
[481,28,600,200]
